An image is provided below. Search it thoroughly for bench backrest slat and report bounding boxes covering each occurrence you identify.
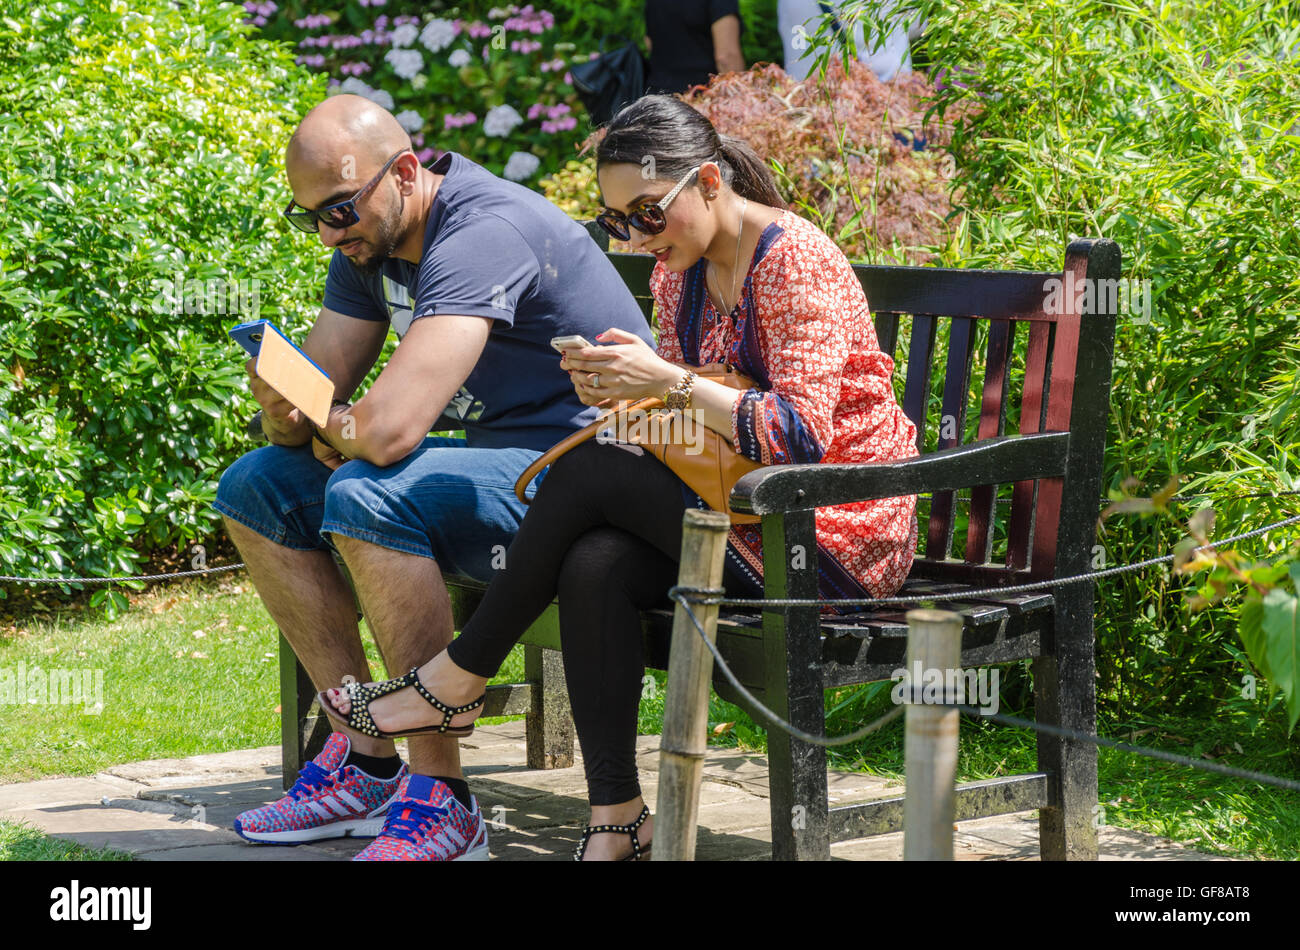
[965,317,1015,563]
[927,315,978,560]
[900,314,938,455]
[1006,319,1053,570]
[874,311,901,360]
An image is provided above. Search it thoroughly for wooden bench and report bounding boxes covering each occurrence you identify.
[276,234,1120,861]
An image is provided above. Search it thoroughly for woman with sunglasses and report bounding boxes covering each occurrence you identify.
[320,94,919,860]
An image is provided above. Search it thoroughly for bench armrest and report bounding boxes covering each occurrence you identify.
[729,432,1070,515]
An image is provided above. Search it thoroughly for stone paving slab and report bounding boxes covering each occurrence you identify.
[0,722,1235,861]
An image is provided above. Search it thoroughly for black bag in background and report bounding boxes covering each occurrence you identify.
[569,40,647,127]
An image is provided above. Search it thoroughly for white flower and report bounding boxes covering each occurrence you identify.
[448,48,471,68]
[483,104,523,137]
[503,151,541,182]
[388,23,419,48]
[334,78,396,111]
[420,17,456,53]
[337,77,373,97]
[394,109,424,133]
[385,47,424,80]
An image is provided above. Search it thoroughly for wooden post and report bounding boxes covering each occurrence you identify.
[903,608,962,861]
[655,509,732,862]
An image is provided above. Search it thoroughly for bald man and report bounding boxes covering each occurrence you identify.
[215,95,652,860]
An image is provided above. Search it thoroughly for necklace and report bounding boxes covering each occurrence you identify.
[709,197,747,316]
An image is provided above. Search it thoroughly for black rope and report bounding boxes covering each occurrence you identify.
[953,706,1300,793]
[668,588,904,746]
[0,563,246,585]
[672,510,1300,608]
[942,488,1300,506]
[669,593,1300,794]
[1,490,1293,587]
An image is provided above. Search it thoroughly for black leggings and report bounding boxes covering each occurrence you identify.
[446,439,751,806]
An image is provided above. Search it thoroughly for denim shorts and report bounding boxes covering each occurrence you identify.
[214,437,547,584]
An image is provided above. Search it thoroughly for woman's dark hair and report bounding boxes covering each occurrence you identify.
[596,95,784,207]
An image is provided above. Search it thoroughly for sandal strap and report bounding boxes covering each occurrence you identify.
[572,806,651,861]
[334,670,484,738]
[404,667,485,733]
[339,679,389,738]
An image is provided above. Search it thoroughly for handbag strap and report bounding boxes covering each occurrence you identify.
[514,396,661,505]
[513,364,756,505]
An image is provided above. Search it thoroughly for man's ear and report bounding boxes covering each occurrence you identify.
[394,151,421,195]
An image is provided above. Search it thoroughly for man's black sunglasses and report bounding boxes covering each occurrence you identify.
[283,149,409,234]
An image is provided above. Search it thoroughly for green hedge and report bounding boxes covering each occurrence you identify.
[833,0,1300,717]
[0,0,325,601]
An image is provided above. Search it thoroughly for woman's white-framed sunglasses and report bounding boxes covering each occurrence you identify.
[595,165,702,241]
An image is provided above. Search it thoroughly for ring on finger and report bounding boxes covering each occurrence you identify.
[590,373,601,389]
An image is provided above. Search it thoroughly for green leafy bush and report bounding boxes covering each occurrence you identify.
[828,0,1300,719]
[0,0,325,596]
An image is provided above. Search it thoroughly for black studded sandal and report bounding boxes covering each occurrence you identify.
[573,805,653,861]
[317,667,484,740]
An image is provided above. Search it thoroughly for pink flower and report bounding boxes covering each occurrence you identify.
[442,111,478,130]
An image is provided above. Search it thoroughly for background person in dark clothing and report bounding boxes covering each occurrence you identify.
[644,0,746,94]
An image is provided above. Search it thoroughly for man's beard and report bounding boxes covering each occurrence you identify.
[347,205,403,277]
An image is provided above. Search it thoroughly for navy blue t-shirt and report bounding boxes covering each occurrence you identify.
[322,151,653,451]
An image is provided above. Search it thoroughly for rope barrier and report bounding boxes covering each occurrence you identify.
[0,564,246,585]
[0,489,1293,588]
[668,591,1300,793]
[945,488,1300,506]
[672,510,1300,609]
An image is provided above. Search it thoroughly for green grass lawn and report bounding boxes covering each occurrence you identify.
[2,578,1295,860]
[0,819,134,861]
[0,576,525,783]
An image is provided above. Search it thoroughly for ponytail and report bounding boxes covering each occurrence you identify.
[717,134,785,207]
[597,95,785,208]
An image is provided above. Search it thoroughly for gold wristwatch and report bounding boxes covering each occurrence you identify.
[663,370,697,411]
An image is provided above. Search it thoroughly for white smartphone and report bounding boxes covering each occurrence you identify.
[550,334,593,353]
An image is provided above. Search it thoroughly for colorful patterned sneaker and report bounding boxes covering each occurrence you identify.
[233,732,406,844]
[353,774,490,861]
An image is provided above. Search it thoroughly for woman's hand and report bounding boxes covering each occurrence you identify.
[561,328,682,407]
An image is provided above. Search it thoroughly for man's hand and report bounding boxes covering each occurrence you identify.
[312,434,347,471]
[248,358,312,446]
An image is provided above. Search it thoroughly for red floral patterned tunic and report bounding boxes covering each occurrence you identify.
[650,209,919,602]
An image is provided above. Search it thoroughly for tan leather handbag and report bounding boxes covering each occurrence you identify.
[514,364,763,524]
